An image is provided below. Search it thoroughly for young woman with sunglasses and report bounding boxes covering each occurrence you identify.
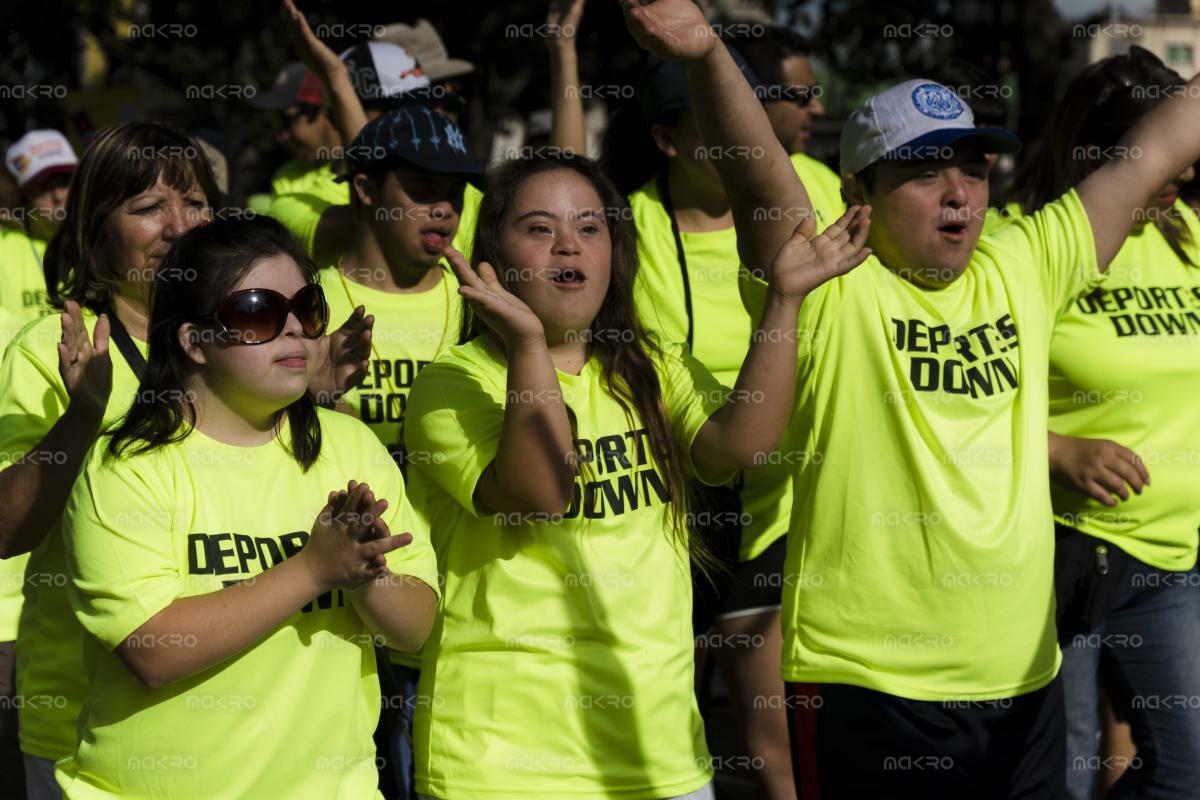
[0,122,372,800]
[1007,47,1200,798]
[54,215,438,798]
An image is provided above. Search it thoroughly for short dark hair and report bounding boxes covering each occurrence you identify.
[721,25,813,88]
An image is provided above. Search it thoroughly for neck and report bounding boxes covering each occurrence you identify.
[342,225,443,293]
[543,331,589,375]
[110,291,150,341]
[187,374,281,447]
[666,165,732,233]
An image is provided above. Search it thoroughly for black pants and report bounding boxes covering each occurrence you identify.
[786,678,1065,799]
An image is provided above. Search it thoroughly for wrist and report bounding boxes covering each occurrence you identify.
[292,547,333,596]
[763,284,805,313]
[64,397,106,430]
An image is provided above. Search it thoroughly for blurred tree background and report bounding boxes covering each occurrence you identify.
[0,0,1082,205]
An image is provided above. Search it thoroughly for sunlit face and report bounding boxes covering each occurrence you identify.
[105,175,210,305]
[845,144,990,288]
[495,169,613,345]
[185,253,319,420]
[763,55,826,155]
[356,164,465,269]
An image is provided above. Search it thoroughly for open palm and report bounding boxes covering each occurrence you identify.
[444,247,545,347]
[770,205,873,302]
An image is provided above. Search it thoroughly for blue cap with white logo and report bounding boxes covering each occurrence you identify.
[839,79,1021,176]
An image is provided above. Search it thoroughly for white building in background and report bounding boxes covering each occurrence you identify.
[1077,2,1200,75]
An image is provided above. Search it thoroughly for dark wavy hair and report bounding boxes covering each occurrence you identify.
[1007,47,1194,265]
[106,216,323,469]
[465,154,712,569]
[44,121,222,313]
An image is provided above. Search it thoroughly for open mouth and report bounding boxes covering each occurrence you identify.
[420,227,453,253]
[937,221,968,242]
[550,267,586,287]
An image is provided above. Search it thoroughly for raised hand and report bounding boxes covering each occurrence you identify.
[618,0,718,62]
[1049,433,1150,508]
[768,205,872,303]
[301,481,412,591]
[308,305,373,406]
[444,246,546,348]
[58,300,113,422]
[280,0,345,85]
[546,0,586,48]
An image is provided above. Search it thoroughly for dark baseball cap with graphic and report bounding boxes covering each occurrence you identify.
[338,105,484,185]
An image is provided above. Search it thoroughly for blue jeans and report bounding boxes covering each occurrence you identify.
[1061,559,1200,799]
[388,664,421,800]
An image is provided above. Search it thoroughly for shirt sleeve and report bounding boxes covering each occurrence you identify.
[404,357,505,519]
[655,343,737,487]
[268,192,334,255]
[62,445,185,650]
[1006,189,1104,318]
[354,426,441,597]
[0,333,67,469]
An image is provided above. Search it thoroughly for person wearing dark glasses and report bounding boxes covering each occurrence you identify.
[1007,46,1200,799]
[0,122,372,800]
[52,215,438,798]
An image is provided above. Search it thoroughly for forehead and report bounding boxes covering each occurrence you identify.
[511,169,604,210]
[232,253,306,292]
[781,55,815,85]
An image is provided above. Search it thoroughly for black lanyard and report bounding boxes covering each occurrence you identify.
[655,173,694,351]
[107,307,146,380]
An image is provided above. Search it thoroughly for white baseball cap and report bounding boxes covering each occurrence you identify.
[339,41,433,105]
[840,79,1020,176]
[6,130,78,192]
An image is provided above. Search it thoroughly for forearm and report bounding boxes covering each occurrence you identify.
[686,44,812,277]
[324,67,369,149]
[547,43,587,156]
[348,574,437,652]
[479,341,575,514]
[115,553,325,689]
[0,405,103,558]
[693,289,801,473]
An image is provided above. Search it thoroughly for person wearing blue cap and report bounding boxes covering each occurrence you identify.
[622,0,1200,797]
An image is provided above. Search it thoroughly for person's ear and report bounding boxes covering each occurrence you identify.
[842,173,867,207]
[178,322,209,366]
[352,173,377,208]
[649,123,679,159]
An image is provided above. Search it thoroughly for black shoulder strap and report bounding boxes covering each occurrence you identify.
[655,173,694,351]
[107,308,146,380]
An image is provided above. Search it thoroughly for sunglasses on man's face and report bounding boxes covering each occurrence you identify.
[209,284,328,345]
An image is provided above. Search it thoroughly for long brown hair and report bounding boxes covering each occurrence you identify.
[466,154,712,569]
[44,121,222,313]
[1007,47,1195,265]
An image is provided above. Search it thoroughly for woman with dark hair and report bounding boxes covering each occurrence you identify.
[0,121,369,799]
[403,152,869,800]
[600,44,843,800]
[53,215,437,798]
[1009,47,1200,798]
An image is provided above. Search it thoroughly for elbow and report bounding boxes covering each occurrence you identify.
[115,644,178,690]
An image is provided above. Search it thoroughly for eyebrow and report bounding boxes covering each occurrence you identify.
[513,210,556,222]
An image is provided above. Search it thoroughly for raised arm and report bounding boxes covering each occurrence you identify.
[546,0,589,156]
[281,0,369,147]
[1077,71,1200,270]
[620,0,814,279]
[443,248,576,517]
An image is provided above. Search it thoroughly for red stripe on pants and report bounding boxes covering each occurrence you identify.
[789,682,822,800]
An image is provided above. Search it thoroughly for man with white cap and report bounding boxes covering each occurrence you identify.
[622,0,1200,796]
[2,130,76,328]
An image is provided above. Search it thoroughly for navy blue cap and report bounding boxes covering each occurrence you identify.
[639,45,766,122]
[338,105,484,184]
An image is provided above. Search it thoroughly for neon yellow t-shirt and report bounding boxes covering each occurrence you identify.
[1047,202,1200,571]
[629,154,846,562]
[0,310,145,758]
[777,189,1103,700]
[270,159,349,203]
[54,410,438,799]
[405,337,731,800]
[0,225,51,325]
[318,264,462,464]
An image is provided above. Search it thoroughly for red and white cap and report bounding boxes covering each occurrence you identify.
[6,130,78,192]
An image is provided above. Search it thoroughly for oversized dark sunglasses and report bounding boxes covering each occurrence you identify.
[209,284,328,345]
